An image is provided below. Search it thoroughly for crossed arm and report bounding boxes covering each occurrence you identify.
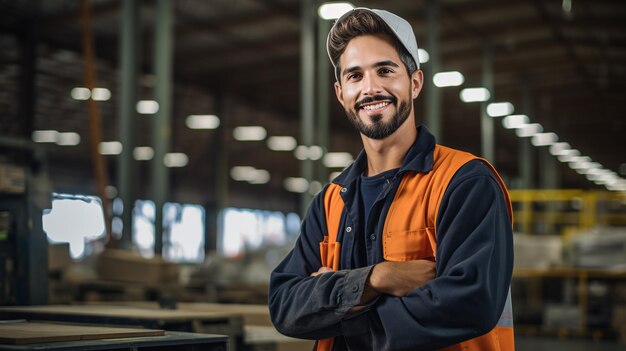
[311,260,436,307]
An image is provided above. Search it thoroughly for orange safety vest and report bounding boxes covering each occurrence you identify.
[317,144,514,351]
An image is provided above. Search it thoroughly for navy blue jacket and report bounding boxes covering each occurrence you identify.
[269,126,514,350]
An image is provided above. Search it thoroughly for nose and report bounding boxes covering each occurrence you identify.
[362,73,382,96]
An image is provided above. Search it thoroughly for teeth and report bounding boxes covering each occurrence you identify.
[362,102,389,111]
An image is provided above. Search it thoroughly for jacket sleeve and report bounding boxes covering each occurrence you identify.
[343,161,514,350]
[269,187,374,340]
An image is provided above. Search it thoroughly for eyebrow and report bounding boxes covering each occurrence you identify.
[341,60,400,77]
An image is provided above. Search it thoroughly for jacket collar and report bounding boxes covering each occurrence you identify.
[332,124,436,187]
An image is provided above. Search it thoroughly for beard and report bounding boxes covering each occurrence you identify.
[345,92,412,140]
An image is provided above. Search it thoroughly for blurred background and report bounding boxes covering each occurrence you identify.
[0,0,625,350]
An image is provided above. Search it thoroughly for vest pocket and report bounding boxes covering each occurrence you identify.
[383,227,436,262]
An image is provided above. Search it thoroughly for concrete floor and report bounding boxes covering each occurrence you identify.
[516,336,624,351]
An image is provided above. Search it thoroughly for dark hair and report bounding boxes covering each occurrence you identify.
[328,9,417,81]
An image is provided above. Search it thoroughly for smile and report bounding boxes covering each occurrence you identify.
[361,101,390,111]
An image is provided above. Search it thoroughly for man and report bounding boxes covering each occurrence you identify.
[269,8,514,351]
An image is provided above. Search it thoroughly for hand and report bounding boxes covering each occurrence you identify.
[368,259,436,297]
[310,266,334,277]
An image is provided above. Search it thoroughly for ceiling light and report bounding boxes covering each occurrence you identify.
[186,115,220,129]
[233,126,267,141]
[133,146,154,161]
[32,130,59,143]
[502,114,529,129]
[323,152,354,168]
[433,71,464,87]
[99,141,122,155]
[418,48,430,64]
[460,87,490,103]
[164,153,188,167]
[284,177,309,193]
[56,132,81,146]
[549,142,571,156]
[71,87,90,100]
[515,123,543,137]
[531,132,558,146]
[230,166,271,184]
[486,102,514,117]
[91,88,111,101]
[267,136,297,151]
[295,145,324,160]
[557,149,580,163]
[318,2,354,20]
[136,100,159,114]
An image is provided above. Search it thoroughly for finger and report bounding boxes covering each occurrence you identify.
[318,267,334,273]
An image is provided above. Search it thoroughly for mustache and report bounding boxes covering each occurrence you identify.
[355,95,396,110]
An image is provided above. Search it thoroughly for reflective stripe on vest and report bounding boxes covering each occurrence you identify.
[317,144,514,351]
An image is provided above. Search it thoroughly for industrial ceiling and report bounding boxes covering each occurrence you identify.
[1,0,625,214]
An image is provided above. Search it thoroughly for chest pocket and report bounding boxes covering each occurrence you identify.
[383,227,436,262]
[381,171,442,262]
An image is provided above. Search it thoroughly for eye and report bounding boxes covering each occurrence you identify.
[347,73,362,81]
[379,68,394,75]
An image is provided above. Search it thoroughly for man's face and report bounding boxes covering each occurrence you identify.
[334,34,423,140]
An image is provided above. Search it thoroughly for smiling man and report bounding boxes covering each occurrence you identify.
[269,8,515,351]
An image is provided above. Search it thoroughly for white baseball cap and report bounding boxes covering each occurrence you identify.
[327,8,421,81]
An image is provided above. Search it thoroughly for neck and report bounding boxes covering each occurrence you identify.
[361,118,417,177]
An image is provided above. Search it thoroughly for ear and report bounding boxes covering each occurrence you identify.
[411,70,424,99]
[334,81,346,108]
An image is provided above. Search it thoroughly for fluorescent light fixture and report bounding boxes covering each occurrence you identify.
[295,145,324,160]
[549,142,571,156]
[323,152,354,168]
[569,156,591,164]
[486,102,514,117]
[433,71,464,87]
[186,115,220,129]
[231,166,257,181]
[133,146,154,161]
[515,123,543,137]
[284,177,309,193]
[56,132,81,146]
[164,153,188,167]
[557,149,580,163]
[91,88,111,101]
[136,100,159,114]
[460,87,491,103]
[502,114,529,129]
[418,48,430,64]
[267,136,297,151]
[71,87,90,100]
[230,166,270,184]
[99,141,123,155]
[318,2,354,20]
[531,132,558,146]
[570,161,600,171]
[309,145,323,160]
[32,130,59,143]
[233,126,267,141]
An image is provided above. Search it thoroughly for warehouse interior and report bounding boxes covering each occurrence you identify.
[0,0,625,349]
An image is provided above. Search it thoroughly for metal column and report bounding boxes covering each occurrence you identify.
[425,0,441,140]
[316,17,331,184]
[152,0,173,255]
[520,76,534,189]
[480,42,495,164]
[300,0,315,215]
[117,0,139,248]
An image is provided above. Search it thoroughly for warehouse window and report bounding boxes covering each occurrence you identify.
[132,200,205,263]
[218,208,300,258]
[42,193,106,259]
